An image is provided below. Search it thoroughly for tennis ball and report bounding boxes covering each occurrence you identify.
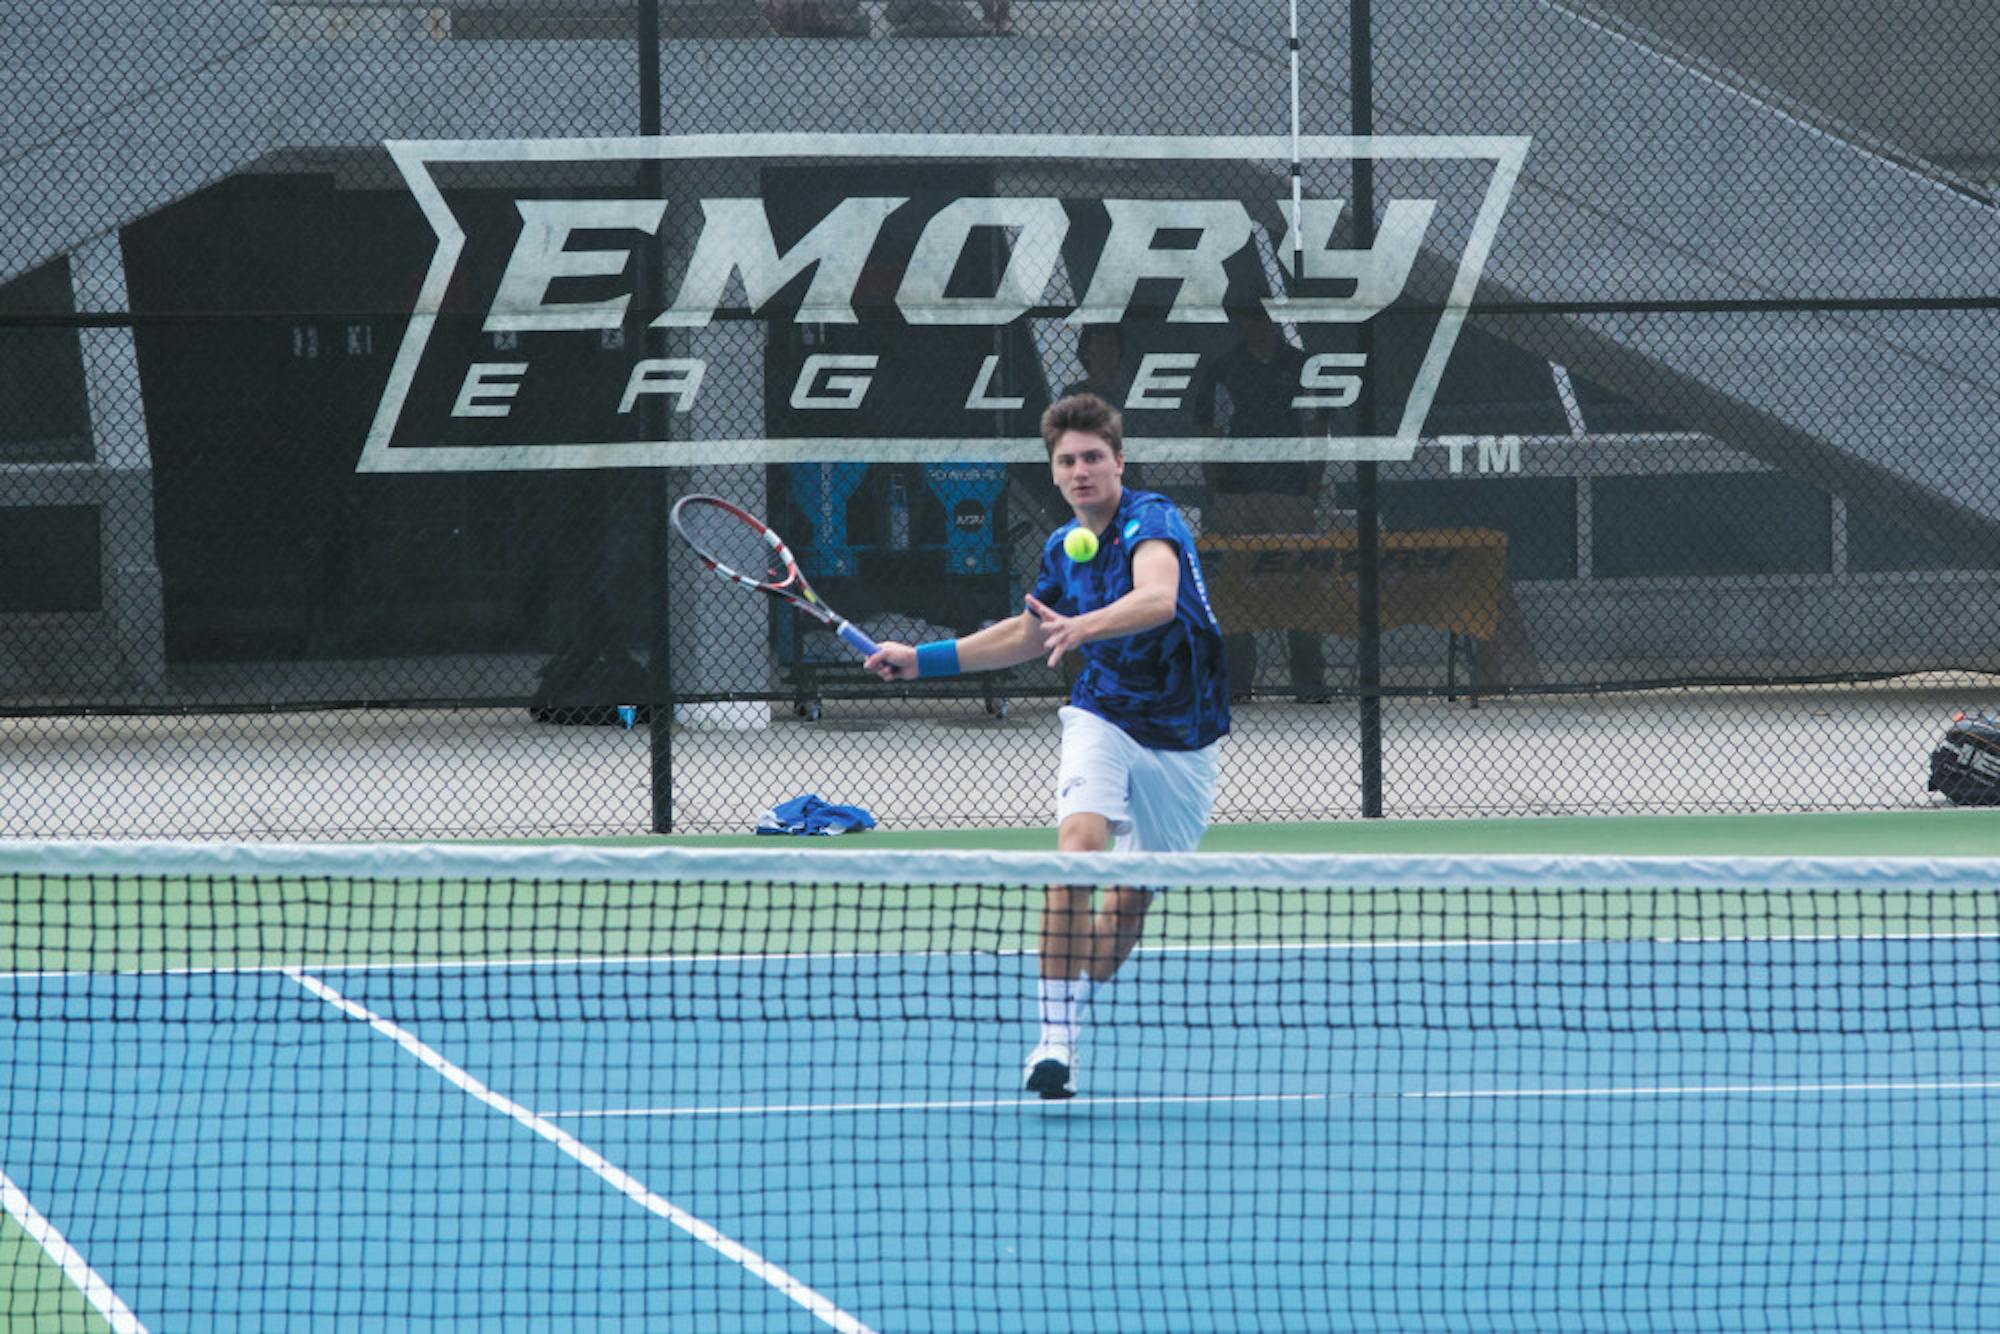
[1063,527,1099,562]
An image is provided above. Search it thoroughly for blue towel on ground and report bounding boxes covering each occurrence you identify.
[756,793,878,836]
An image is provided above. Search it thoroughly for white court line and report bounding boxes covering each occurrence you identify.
[284,968,876,1334]
[1408,1080,2000,1099]
[548,1093,1344,1118]
[8,929,1994,981]
[540,1079,2000,1121]
[0,1164,149,1334]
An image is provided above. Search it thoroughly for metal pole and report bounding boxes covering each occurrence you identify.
[638,0,675,832]
[1288,0,1304,280]
[1351,0,1384,817]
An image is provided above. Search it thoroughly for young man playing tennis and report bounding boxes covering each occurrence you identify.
[863,393,1231,1098]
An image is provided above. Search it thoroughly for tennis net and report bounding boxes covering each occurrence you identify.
[1,840,1995,1332]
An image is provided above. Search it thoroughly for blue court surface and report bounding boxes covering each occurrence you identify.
[4,937,1996,1332]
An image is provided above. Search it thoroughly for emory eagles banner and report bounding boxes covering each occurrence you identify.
[361,134,1527,472]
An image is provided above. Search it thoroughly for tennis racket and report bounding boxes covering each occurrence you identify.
[670,494,881,658]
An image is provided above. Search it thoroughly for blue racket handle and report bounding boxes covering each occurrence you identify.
[836,620,880,658]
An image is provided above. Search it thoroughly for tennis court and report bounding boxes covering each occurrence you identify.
[13,0,2000,1327]
[3,822,1996,1331]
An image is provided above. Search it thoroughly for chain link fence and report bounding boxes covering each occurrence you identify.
[5,0,1998,836]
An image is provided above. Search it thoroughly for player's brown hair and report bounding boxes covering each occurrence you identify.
[1041,393,1124,458]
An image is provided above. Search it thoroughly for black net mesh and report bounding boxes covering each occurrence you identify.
[0,841,1994,1330]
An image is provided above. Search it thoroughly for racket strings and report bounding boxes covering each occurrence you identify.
[681,504,787,586]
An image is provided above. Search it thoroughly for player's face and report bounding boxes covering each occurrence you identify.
[1049,430,1124,514]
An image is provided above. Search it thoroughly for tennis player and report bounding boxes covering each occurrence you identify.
[863,393,1232,1098]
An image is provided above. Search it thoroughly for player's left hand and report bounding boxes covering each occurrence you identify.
[1024,595,1084,669]
[863,642,918,681]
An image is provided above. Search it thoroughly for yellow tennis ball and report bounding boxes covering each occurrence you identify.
[1063,527,1099,562]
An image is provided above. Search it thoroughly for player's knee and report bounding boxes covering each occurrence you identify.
[1057,812,1112,853]
[1043,885,1091,913]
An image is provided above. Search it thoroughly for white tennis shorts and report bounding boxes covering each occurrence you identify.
[1054,705,1221,855]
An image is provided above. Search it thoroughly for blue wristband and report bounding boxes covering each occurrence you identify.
[914,640,960,678]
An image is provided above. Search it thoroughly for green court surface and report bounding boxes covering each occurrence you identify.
[0,1224,95,1333]
[634,807,2000,858]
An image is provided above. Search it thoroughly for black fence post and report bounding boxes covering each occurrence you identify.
[1351,0,1383,817]
[638,0,675,833]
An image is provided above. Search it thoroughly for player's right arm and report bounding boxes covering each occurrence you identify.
[864,609,1050,682]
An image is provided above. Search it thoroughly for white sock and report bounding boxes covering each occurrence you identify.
[1037,977,1075,1043]
[1066,976,1100,1042]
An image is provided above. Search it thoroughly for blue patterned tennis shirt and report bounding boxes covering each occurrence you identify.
[1033,489,1232,751]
